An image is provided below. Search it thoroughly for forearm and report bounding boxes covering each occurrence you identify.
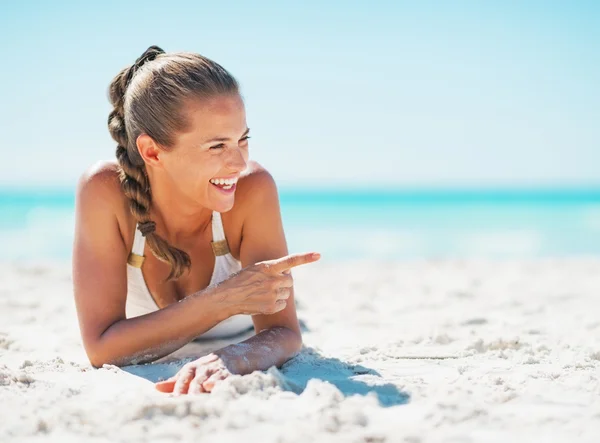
[89,288,233,367]
[215,326,303,375]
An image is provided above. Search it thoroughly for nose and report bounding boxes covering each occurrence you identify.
[226,146,247,172]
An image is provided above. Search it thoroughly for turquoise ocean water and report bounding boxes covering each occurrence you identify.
[2,188,600,262]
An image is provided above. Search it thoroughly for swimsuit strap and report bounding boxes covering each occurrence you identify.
[129,212,230,267]
[211,211,231,256]
[127,225,146,268]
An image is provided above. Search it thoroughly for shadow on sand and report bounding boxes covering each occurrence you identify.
[277,346,410,407]
[122,320,409,408]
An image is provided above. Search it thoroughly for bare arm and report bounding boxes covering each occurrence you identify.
[214,326,302,375]
[72,165,234,368]
[209,167,307,373]
[90,292,233,367]
[153,166,320,394]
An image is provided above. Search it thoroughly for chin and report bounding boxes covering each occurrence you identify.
[211,197,236,213]
[205,183,237,212]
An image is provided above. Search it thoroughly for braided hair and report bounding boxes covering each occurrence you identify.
[107,45,239,280]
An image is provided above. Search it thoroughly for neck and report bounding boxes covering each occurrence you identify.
[146,177,213,242]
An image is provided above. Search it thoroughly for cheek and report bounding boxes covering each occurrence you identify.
[170,154,214,187]
[173,162,199,185]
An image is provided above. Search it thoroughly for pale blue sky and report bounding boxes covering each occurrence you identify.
[0,0,598,188]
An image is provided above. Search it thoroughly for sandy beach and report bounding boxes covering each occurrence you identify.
[1,258,600,442]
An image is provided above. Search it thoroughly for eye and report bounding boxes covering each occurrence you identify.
[240,136,251,143]
[210,143,226,150]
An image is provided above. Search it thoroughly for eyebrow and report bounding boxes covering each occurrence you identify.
[204,128,250,144]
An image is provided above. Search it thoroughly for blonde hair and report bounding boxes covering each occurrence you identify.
[107,45,239,280]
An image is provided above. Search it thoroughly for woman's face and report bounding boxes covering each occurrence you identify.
[160,94,250,213]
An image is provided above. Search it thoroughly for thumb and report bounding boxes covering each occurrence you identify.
[155,379,176,393]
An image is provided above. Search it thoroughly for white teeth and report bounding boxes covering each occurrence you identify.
[210,177,237,186]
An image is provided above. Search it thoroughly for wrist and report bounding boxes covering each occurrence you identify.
[203,284,238,321]
[213,348,244,375]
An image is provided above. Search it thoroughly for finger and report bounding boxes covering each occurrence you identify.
[173,364,196,395]
[188,368,212,395]
[155,378,177,393]
[156,355,217,394]
[188,380,207,395]
[274,299,287,313]
[276,287,292,301]
[155,373,179,392]
[272,274,294,290]
[201,370,228,392]
[197,353,219,364]
[263,252,321,274]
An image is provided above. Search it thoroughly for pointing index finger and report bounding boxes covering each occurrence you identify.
[265,252,321,274]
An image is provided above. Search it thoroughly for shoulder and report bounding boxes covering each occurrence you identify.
[222,160,279,223]
[216,161,285,262]
[77,160,122,200]
[76,160,131,233]
[235,160,279,208]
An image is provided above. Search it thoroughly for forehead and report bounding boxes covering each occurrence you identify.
[182,94,246,139]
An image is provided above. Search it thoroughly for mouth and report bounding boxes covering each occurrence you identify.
[209,177,238,194]
[210,182,236,194]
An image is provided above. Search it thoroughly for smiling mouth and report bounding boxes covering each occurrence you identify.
[209,181,237,193]
[211,182,235,190]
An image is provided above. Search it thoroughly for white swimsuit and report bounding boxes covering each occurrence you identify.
[125,211,254,339]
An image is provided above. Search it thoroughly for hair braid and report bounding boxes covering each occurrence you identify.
[108,46,191,281]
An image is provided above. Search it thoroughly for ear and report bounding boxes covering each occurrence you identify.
[136,133,163,167]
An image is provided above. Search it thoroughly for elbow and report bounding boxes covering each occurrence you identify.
[87,349,128,369]
[82,321,127,368]
[279,325,303,354]
[285,330,303,365]
[81,335,103,368]
[84,339,156,368]
[83,338,119,369]
[85,343,111,369]
[294,329,303,348]
[89,356,106,369]
[294,334,304,354]
[266,326,303,357]
[286,327,303,355]
[87,351,106,369]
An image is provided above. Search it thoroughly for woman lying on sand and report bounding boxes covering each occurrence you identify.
[72,46,320,395]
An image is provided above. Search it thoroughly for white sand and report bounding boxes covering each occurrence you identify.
[1,259,600,442]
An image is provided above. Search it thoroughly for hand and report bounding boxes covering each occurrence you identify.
[219,252,321,316]
[154,353,233,395]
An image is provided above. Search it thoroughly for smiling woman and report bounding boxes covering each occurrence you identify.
[72,45,320,395]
